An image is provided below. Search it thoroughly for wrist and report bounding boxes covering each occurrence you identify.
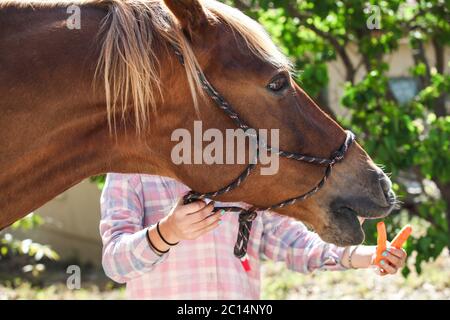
[147,226,170,255]
[352,246,375,269]
[341,246,374,269]
[341,246,357,269]
[158,217,181,244]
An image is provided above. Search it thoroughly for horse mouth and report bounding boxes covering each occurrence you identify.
[333,204,393,232]
[331,198,396,219]
[319,201,396,246]
[334,206,368,227]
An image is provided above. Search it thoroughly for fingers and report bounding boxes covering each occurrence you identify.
[185,202,215,223]
[380,247,406,268]
[379,259,397,275]
[191,215,222,237]
[176,200,208,216]
[387,247,407,260]
[381,251,403,269]
[192,208,223,231]
[377,248,406,275]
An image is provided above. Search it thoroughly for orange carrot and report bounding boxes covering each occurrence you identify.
[391,225,412,249]
[375,221,387,265]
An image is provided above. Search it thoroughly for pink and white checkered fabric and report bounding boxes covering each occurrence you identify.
[100,173,347,299]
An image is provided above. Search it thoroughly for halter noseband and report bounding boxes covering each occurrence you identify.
[172,46,356,269]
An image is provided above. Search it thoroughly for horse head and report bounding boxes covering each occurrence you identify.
[0,0,397,247]
[116,0,397,246]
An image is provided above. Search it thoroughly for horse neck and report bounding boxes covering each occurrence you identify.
[0,3,254,229]
[0,4,173,228]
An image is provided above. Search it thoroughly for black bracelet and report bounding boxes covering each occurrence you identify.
[157,221,179,246]
[146,227,169,255]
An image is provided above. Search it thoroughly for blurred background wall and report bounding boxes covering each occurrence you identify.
[10,180,103,266]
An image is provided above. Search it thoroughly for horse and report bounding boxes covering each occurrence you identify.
[0,0,396,246]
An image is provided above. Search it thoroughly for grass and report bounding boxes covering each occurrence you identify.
[261,249,450,299]
[0,281,126,300]
[0,250,449,300]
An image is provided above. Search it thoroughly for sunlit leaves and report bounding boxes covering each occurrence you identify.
[0,213,59,278]
[229,0,449,276]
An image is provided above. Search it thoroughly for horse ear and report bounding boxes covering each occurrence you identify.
[163,0,208,34]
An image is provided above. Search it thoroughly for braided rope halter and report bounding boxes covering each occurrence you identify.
[172,46,356,271]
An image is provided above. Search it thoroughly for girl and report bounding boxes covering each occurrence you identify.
[100,173,406,299]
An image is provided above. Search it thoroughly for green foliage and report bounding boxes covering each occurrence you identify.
[90,175,106,190]
[230,0,449,275]
[0,213,59,278]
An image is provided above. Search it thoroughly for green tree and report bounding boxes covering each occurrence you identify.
[229,0,449,275]
[0,213,59,279]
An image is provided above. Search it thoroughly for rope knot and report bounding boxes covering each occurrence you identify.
[238,209,257,222]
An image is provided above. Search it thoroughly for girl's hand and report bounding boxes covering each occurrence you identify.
[371,245,407,276]
[159,200,223,243]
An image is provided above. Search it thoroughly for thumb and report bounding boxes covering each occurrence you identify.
[176,196,185,207]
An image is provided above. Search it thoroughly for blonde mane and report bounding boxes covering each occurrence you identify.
[1,0,291,133]
[98,0,291,133]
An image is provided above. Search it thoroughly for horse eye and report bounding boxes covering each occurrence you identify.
[267,75,289,93]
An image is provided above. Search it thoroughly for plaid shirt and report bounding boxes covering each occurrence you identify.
[100,173,348,299]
